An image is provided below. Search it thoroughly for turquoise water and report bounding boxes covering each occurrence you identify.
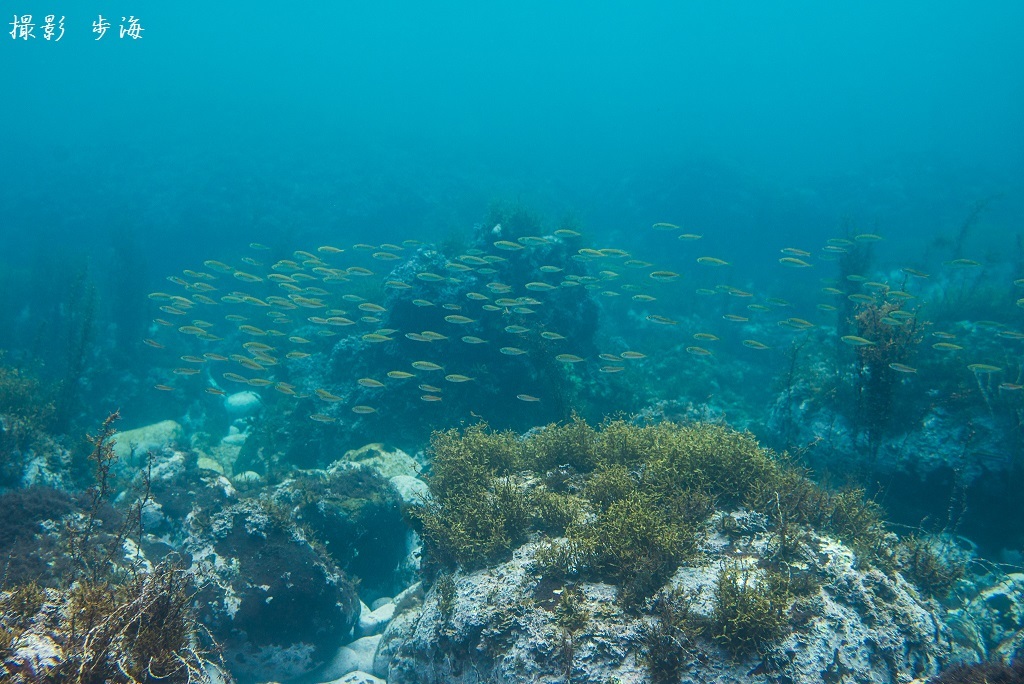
[2,4,1024,679]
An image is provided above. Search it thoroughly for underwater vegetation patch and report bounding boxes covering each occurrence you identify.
[412,417,912,612]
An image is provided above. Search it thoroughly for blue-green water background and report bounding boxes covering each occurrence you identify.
[1,1,1023,429]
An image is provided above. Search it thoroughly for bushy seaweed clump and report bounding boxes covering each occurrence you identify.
[928,655,1024,684]
[0,562,215,684]
[413,418,892,612]
[893,534,966,599]
[0,413,222,683]
[0,357,57,485]
[708,564,792,656]
[850,300,925,452]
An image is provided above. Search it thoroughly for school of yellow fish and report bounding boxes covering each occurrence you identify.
[145,223,1024,422]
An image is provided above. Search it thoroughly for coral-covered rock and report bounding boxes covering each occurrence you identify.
[378,529,951,684]
[185,499,360,683]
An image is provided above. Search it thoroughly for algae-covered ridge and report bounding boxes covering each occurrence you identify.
[411,416,961,655]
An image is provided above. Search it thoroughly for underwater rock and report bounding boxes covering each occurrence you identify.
[357,600,397,637]
[377,528,950,684]
[320,671,386,684]
[223,390,262,415]
[185,499,360,683]
[331,442,422,479]
[111,419,184,460]
[388,473,431,505]
[315,635,382,683]
[270,467,408,598]
[960,573,1024,661]
[133,448,237,550]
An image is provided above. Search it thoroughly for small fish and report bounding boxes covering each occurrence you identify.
[854,233,883,242]
[553,229,581,237]
[504,325,530,334]
[649,271,680,282]
[500,347,528,356]
[697,256,729,266]
[358,303,387,313]
[686,346,712,356]
[647,314,678,325]
[372,251,401,261]
[309,414,337,423]
[494,240,524,251]
[902,267,930,278]
[722,314,749,322]
[516,394,541,402]
[779,257,812,268]
[742,340,770,350]
[444,374,474,382]
[781,247,811,257]
[888,363,917,373]
[632,294,656,302]
[153,384,175,392]
[412,361,444,371]
[944,259,981,268]
[419,384,442,393]
[968,364,1002,373]
[356,379,384,389]
[204,260,233,272]
[599,366,625,373]
[362,334,393,343]
[620,351,646,360]
[555,354,584,363]
[172,367,201,375]
[461,336,488,344]
[444,315,476,325]
[143,338,165,349]
[205,387,227,395]
[540,331,566,340]
[247,378,273,387]
[387,371,415,379]
[352,406,377,414]
[693,333,719,342]
[233,271,263,283]
[525,282,557,291]
[420,395,443,402]
[317,389,345,400]
[932,342,964,351]
[841,335,876,347]
[652,222,680,230]
[678,233,702,241]
[999,383,1023,391]
[222,372,249,383]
